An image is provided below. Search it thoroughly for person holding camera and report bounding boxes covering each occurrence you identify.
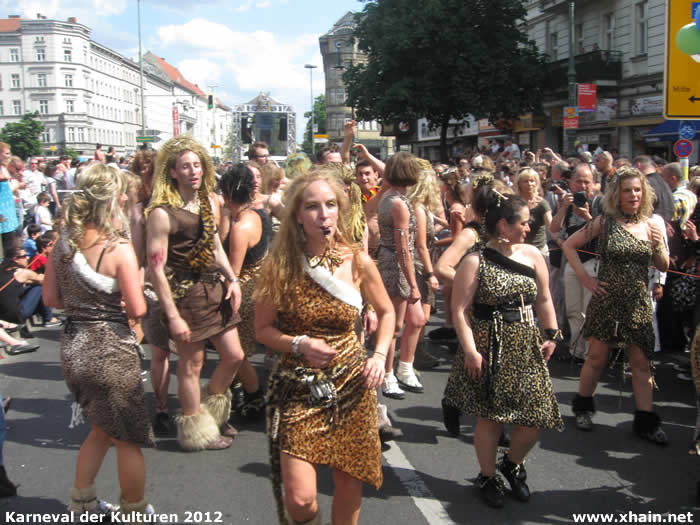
[550,163,601,361]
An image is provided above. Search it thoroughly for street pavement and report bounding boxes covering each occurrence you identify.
[1,312,698,524]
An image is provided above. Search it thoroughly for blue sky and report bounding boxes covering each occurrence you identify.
[2,0,364,139]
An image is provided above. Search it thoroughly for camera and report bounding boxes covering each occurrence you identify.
[573,191,588,208]
[553,179,569,192]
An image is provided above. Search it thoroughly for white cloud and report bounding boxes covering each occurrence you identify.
[158,18,322,93]
[157,18,325,141]
[255,1,271,8]
[177,58,222,91]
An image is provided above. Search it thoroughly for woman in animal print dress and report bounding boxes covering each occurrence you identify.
[451,189,562,509]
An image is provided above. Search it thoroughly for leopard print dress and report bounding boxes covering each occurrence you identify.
[444,248,563,430]
[266,265,381,523]
[582,217,655,357]
[54,237,153,444]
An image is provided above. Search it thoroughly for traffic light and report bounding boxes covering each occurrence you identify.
[207,94,214,109]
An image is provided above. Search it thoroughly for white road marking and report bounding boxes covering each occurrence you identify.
[383,443,458,525]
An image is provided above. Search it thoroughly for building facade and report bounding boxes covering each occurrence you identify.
[319,12,393,158]
[524,0,697,162]
[0,15,232,160]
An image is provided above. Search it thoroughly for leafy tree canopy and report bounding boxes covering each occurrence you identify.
[344,0,547,160]
[0,113,44,160]
[302,94,327,157]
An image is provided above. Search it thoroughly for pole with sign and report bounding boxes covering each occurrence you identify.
[578,84,597,112]
[664,0,700,119]
[563,106,579,129]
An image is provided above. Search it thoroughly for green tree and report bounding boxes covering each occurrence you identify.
[302,94,327,157]
[63,148,80,159]
[0,112,44,160]
[344,0,547,162]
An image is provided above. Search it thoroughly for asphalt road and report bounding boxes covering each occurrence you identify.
[1,315,698,524]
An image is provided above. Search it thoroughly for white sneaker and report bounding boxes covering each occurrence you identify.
[382,374,405,400]
[396,369,424,393]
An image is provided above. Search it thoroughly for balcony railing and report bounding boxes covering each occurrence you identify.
[543,49,622,91]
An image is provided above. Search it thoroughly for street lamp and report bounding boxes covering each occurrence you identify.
[566,0,577,155]
[304,64,318,157]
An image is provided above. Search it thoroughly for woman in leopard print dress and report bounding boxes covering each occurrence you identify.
[255,170,395,525]
[451,191,562,508]
[43,164,153,516]
[563,167,670,444]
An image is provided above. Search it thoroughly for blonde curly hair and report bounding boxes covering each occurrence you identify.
[408,163,442,216]
[255,169,359,311]
[61,163,128,261]
[602,166,655,220]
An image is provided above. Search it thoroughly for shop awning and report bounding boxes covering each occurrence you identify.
[644,120,682,142]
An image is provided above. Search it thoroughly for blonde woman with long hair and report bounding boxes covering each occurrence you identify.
[42,163,153,517]
[514,167,552,257]
[563,166,670,442]
[255,169,394,525]
[407,162,442,369]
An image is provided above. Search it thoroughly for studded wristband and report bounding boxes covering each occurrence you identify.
[543,328,563,342]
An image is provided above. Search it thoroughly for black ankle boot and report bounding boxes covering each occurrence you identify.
[0,466,17,498]
[441,398,460,437]
[229,380,244,415]
[476,473,505,508]
[572,394,595,431]
[633,410,668,445]
[240,389,265,421]
[498,454,530,502]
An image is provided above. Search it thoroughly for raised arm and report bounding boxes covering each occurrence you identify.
[353,143,385,177]
[341,120,355,165]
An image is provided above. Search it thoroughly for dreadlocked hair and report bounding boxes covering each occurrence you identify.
[62,163,129,262]
[255,169,359,312]
[145,135,218,270]
[326,162,366,243]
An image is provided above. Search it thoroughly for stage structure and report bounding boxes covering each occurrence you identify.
[231,92,296,163]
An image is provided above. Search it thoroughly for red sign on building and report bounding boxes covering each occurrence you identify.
[172,106,180,137]
[563,106,579,129]
[578,84,597,112]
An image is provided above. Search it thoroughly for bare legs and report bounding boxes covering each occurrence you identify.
[176,328,244,416]
[282,452,363,525]
[74,424,146,504]
[578,337,653,410]
[149,345,170,414]
[474,418,539,475]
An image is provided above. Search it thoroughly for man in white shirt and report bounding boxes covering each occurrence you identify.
[22,158,45,201]
[503,137,521,160]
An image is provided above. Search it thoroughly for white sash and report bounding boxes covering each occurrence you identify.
[302,258,363,312]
